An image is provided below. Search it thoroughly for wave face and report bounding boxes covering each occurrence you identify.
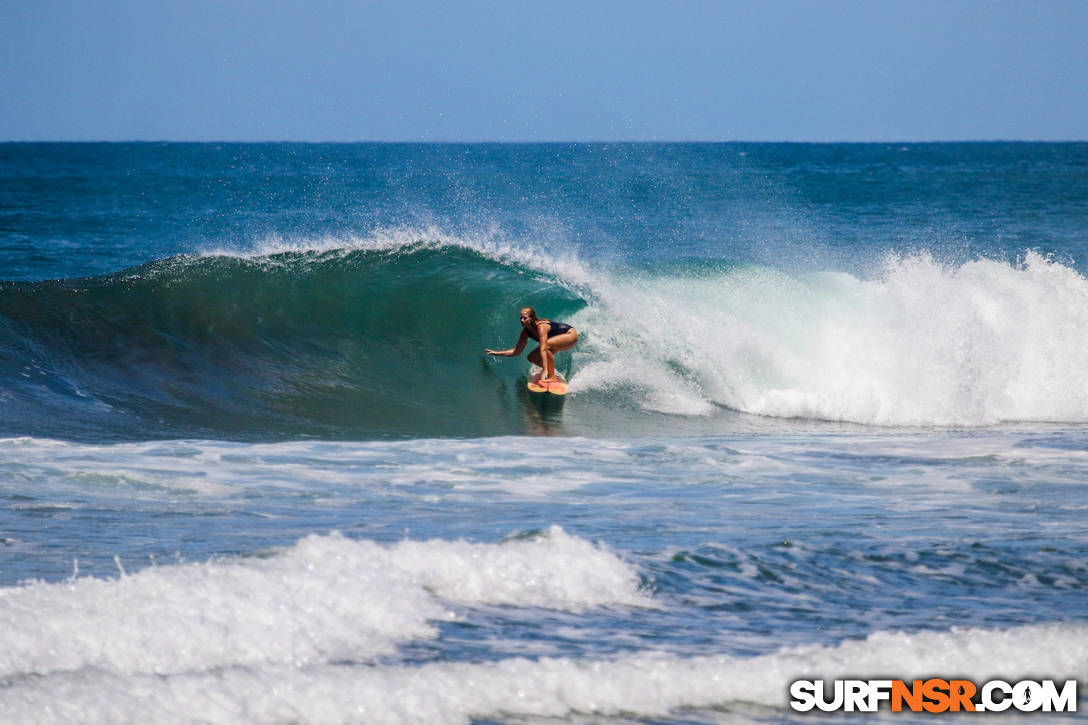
[2,232,1087,440]
[0,233,586,440]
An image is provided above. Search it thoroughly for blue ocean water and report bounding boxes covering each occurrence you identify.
[1,143,1086,723]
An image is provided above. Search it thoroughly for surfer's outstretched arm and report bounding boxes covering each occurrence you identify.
[485,329,529,357]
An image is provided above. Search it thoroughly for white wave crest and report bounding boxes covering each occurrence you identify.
[199,224,598,292]
[3,622,1083,724]
[0,526,648,679]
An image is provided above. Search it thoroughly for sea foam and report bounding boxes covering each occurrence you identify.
[0,527,648,679]
[2,623,1083,724]
[575,251,1088,426]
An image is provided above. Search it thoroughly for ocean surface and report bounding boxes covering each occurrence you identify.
[1,142,1086,723]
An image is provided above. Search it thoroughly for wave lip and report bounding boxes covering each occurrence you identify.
[200,224,598,290]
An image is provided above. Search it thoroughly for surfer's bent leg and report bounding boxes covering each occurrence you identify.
[540,330,578,380]
[528,348,543,368]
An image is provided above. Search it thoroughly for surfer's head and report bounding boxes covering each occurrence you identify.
[519,307,537,327]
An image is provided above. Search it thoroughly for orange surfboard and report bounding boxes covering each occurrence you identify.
[527,370,568,396]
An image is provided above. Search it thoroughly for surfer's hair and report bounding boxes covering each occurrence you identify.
[521,307,537,320]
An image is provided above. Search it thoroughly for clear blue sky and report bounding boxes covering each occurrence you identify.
[2,0,1085,142]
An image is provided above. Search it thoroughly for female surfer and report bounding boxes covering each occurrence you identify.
[485,307,578,382]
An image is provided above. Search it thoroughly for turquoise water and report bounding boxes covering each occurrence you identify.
[1,143,1086,723]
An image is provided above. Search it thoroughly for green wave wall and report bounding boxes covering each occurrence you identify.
[0,245,587,440]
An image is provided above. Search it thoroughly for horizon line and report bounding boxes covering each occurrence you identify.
[3,138,1086,145]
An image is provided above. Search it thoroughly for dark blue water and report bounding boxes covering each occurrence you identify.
[4,143,1086,282]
